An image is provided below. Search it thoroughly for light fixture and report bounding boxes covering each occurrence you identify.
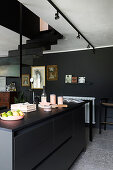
[55,11,60,20]
[30,78,34,83]
[46,0,95,53]
[76,32,80,39]
[87,44,90,48]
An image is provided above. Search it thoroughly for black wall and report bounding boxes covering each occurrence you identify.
[7,47,113,126]
[35,47,113,99]
[7,47,113,102]
[34,47,113,126]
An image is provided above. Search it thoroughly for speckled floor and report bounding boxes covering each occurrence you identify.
[70,128,113,170]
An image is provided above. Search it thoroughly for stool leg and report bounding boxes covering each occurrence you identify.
[99,105,102,134]
[104,107,107,130]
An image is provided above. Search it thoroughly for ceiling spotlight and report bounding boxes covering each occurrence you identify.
[87,44,90,48]
[76,33,80,39]
[55,11,60,20]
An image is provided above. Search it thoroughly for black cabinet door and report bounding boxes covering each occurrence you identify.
[14,121,53,170]
[72,106,85,155]
[53,111,72,148]
[35,138,73,170]
[35,107,85,170]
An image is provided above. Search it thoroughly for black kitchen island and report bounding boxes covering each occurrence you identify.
[0,103,86,170]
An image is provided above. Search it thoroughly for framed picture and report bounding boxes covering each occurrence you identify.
[65,75,72,83]
[47,65,58,81]
[72,76,77,83]
[78,77,86,83]
[22,74,30,87]
[31,66,45,89]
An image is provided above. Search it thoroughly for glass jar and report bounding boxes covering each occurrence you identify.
[57,96,63,105]
[50,94,56,104]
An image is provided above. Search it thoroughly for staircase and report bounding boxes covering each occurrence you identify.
[8,29,63,66]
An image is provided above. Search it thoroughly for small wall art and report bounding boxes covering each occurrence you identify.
[47,65,58,81]
[65,75,72,83]
[78,77,86,83]
[72,76,77,83]
[22,74,30,87]
[31,66,45,89]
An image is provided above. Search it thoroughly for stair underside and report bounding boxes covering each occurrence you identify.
[8,30,63,65]
[9,48,43,57]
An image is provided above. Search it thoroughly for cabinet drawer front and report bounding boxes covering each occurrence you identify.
[0,93,10,102]
[54,112,72,148]
[35,137,73,170]
[1,98,9,102]
[0,92,10,98]
[0,102,9,108]
[14,121,53,170]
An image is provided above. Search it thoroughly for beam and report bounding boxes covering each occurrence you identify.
[20,3,22,77]
[47,0,95,53]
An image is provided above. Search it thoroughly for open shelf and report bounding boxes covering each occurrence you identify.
[65,82,93,85]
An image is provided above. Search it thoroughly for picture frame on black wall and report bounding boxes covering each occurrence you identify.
[65,75,72,83]
[22,74,30,87]
[78,77,86,83]
[47,65,58,81]
[31,66,45,89]
[72,76,77,83]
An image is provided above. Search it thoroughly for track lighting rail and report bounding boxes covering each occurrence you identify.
[47,0,95,53]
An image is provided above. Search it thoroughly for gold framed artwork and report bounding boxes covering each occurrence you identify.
[47,65,58,81]
[31,66,45,89]
[22,74,30,87]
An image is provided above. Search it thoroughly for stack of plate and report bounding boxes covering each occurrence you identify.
[11,103,36,112]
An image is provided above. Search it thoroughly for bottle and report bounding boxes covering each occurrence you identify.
[41,86,47,103]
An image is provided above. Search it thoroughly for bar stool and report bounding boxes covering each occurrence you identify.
[99,98,113,134]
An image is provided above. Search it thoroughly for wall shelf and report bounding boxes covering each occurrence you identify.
[65,82,93,85]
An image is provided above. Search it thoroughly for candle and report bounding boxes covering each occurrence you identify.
[50,94,56,104]
[58,96,63,105]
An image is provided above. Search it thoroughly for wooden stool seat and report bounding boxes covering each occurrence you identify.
[102,102,113,107]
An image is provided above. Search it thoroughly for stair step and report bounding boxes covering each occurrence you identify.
[26,36,58,45]
[33,29,63,39]
[8,29,62,60]
[8,48,43,57]
[18,43,51,50]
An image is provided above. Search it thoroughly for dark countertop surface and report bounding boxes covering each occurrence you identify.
[0,102,85,132]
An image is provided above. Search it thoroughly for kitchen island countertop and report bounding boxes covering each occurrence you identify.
[0,102,85,132]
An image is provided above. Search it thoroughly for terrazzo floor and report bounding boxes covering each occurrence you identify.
[70,128,113,170]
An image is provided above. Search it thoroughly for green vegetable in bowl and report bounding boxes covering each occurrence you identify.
[7,111,13,116]
[17,109,21,113]
[2,112,8,117]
